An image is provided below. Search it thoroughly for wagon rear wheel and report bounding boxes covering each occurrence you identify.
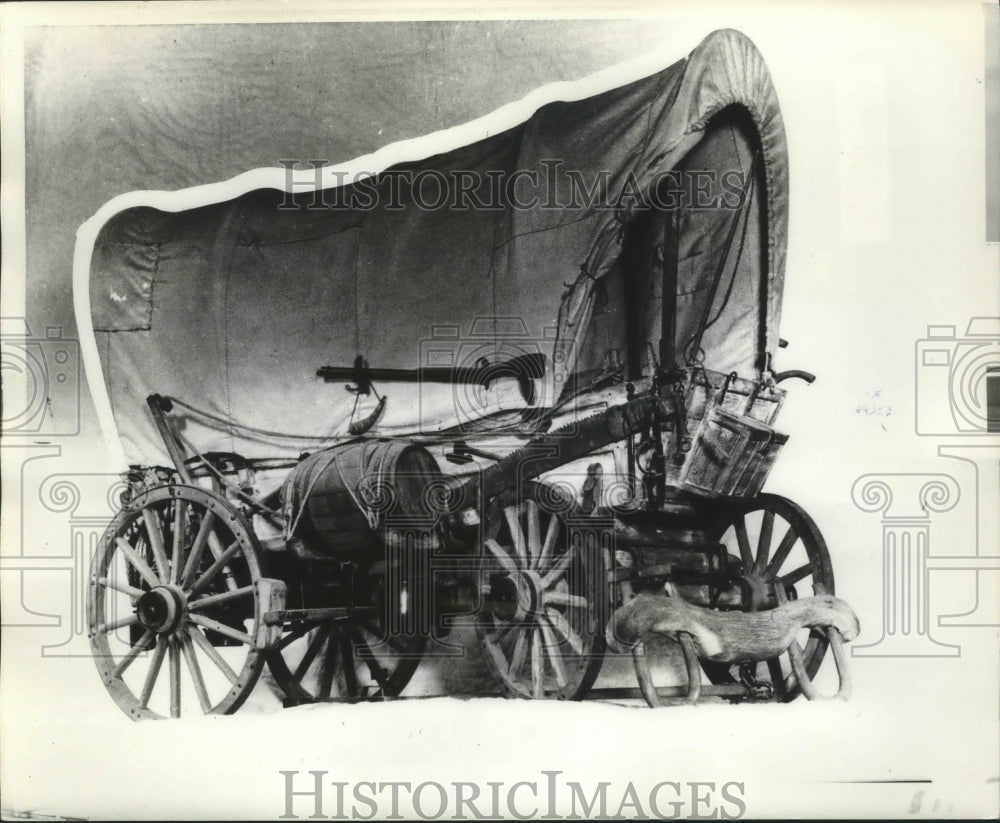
[476,482,608,700]
[88,485,279,720]
[702,493,834,701]
[266,551,428,704]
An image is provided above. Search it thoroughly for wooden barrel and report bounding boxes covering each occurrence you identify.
[280,439,444,558]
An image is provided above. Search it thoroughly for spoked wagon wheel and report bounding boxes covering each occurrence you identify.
[267,555,428,704]
[88,485,282,720]
[702,493,835,701]
[476,482,608,700]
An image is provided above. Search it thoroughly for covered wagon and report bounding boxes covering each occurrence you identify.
[77,28,857,719]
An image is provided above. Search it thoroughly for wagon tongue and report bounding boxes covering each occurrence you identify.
[316,352,547,405]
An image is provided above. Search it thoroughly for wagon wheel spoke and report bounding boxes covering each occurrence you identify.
[765,527,799,579]
[504,505,528,565]
[481,621,532,682]
[734,516,753,571]
[483,622,518,649]
[544,608,584,655]
[275,623,314,652]
[481,631,508,675]
[780,563,813,588]
[116,537,159,589]
[541,550,573,588]
[170,500,187,585]
[755,510,774,575]
[535,512,559,572]
[180,511,216,589]
[508,629,529,680]
[99,575,146,601]
[114,630,154,678]
[179,632,212,712]
[186,624,239,684]
[141,509,170,583]
[168,637,181,718]
[338,630,360,696]
[525,499,541,568]
[530,627,543,698]
[97,613,139,635]
[205,530,239,593]
[538,620,567,690]
[293,624,333,682]
[485,538,518,574]
[316,630,339,699]
[543,590,588,609]
[187,585,255,611]
[187,613,252,646]
[188,541,241,597]
[360,619,413,654]
[138,636,168,709]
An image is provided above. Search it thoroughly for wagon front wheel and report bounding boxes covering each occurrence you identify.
[476,482,608,700]
[703,493,834,701]
[88,485,282,720]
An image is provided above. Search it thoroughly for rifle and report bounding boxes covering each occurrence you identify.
[317,352,547,405]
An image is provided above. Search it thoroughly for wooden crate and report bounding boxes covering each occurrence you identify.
[682,367,784,426]
[660,368,788,497]
[678,406,788,498]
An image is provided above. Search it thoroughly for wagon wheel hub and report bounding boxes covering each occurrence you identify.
[489,569,545,622]
[136,585,187,634]
[740,569,797,611]
[741,572,773,611]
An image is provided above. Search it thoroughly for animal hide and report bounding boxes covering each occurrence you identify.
[608,593,860,663]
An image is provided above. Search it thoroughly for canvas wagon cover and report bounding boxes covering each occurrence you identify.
[76,28,788,469]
